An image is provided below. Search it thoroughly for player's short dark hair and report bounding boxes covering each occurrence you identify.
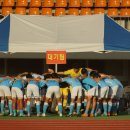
[44,74,52,80]
[51,73,59,79]
[90,71,101,78]
[81,68,88,75]
[26,73,33,79]
[73,63,80,70]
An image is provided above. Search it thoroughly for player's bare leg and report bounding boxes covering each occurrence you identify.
[90,96,97,117]
[82,96,92,117]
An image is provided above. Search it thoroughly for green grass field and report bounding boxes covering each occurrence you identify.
[0,114,130,120]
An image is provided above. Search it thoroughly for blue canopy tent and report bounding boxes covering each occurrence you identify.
[0,14,130,54]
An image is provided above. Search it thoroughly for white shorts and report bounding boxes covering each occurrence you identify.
[46,86,60,99]
[99,86,109,99]
[27,84,39,98]
[87,86,98,97]
[0,86,11,97]
[109,85,119,99]
[11,87,23,99]
[71,86,82,99]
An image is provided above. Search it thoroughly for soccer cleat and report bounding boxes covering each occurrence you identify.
[37,113,40,117]
[66,114,73,117]
[107,112,111,116]
[82,113,88,117]
[90,114,94,117]
[27,113,31,117]
[19,114,25,117]
[59,113,63,117]
[9,113,13,116]
[42,113,46,117]
[13,113,17,117]
[101,113,108,117]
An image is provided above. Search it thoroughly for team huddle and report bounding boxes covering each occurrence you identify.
[0,65,124,117]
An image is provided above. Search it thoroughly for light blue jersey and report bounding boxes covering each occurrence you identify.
[46,80,59,88]
[104,78,117,88]
[113,78,123,89]
[28,80,45,88]
[62,77,82,88]
[12,79,25,89]
[0,79,13,87]
[82,77,98,90]
[98,80,108,88]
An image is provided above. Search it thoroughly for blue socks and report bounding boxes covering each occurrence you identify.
[26,101,31,115]
[58,103,62,114]
[1,100,4,114]
[77,103,81,114]
[108,101,112,113]
[69,103,74,115]
[36,101,40,114]
[43,102,48,114]
[8,100,13,115]
[103,102,107,115]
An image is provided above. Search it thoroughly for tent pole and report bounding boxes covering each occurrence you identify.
[55,64,58,73]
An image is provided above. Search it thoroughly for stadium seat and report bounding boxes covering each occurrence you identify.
[69,0,80,7]
[55,8,66,16]
[108,0,120,7]
[120,8,130,16]
[80,8,91,15]
[107,8,118,16]
[30,0,41,7]
[0,0,2,7]
[1,7,13,16]
[15,7,26,15]
[2,0,14,7]
[41,8,52,15]
[121,0,130,7]
[81,0,93,7]
[42,0,54,7]
[68,8,79,15]
[55,0,67,7]
[28,8,40,15]
[16,0,28,7]
[95,0,107,7]
[94,8,105,14]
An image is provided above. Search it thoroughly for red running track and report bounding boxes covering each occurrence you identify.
[0,120,130,130]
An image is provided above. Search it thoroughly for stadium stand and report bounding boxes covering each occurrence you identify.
[80,8,91,15]
[121,0,130,7]
[107,8,119,16]
[42,0,54,7]
[94,8,105,14]
[68,8,79,15]
[2,0,15,7]
[41,7,52,15]
[28,7,40,15]
[81,0,93,7]
[15,7,26,15]
[30,0,41,7]
[55,8,66,16]
[1,7,13,16]
[55,0,67,7]
[69,0,80,7]
[95,0,107,7]
[16,0,28,7]
[120,8,130,16]
[108,0,120,7]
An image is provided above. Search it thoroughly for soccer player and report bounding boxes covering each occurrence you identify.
[62,76,82,117]
[0,76,13,116]
[81,70,100,117]
[11,76,26,116]
[97,79,109,116]
[26,74,45,117]
[42,73,62,117]
[104,77,120,116]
